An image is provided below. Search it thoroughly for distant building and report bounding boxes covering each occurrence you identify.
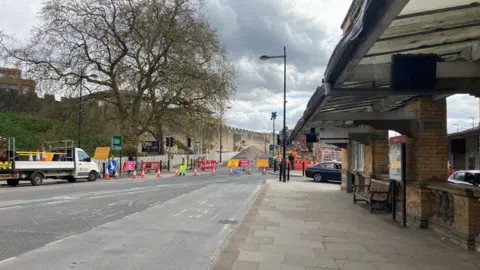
[0,67,36,95]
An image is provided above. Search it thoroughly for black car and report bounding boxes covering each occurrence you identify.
[305,162,342,183]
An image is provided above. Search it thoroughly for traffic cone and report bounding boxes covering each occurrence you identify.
[262,167,266,175]
[175,169,179,177]
[104,169,110,180]
[132,170,137,179]
[141,168,146,179]
[193,168,199,176]
[212,167,216,176]
[156,169,161,178]
[36,150,41,161]
[28,152,33,161]
[229,168,234,175]
[41,147,47,161]
[247,166,252,175]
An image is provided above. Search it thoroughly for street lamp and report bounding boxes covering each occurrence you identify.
[219,106,232,163]
[271,112,277,172]
[469,117,475,129]
[78,72,98,148]
[260,46,287,182]
[454,124,459,132]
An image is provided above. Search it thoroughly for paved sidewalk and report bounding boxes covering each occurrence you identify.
[212,179,480,270]
[268,170,305,177]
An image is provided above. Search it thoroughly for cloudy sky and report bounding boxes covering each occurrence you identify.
[0,0,478,134]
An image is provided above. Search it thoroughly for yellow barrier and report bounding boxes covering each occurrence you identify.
[227,159,239,168]
[256,159,269,168]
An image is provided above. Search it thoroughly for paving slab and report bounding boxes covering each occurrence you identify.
[211,179,480,270]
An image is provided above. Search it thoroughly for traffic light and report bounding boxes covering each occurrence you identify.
[276,134,281,145]
[187,137,192,148]
[170,137,175,146]
[165,137,170,147]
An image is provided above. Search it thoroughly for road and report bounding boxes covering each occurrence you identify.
[0,168,266,269]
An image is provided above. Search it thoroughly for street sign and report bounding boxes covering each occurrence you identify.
[93,147,110,160]
[111,136,122,151]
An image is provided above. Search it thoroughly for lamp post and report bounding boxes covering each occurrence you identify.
[219,106,232,163]
[271,112,277,171]
[78,72,98,148]
[454,124,459,132]
[260,46,287,182]
[469,117,475,129]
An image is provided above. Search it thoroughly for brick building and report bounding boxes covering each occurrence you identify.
[0,67,36,95]
[291,1,480,252]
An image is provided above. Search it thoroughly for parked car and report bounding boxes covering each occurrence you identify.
[305,161,342,183]
[448,170,480,186]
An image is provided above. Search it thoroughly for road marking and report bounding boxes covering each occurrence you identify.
[173,209,187,216]
[108,200,128,206]
[101,210,124,220]
[149,201,162,207]
[200,200,208,204]
[0,257,16,264]
[46,239,65,246]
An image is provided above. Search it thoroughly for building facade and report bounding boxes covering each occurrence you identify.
[0,68,36,95]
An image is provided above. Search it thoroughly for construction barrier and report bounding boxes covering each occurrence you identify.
[198,160,217,171]
[238,159,250,168]
[140,161,161,173]
[227,159,239,168]
[123,161,136,171]
[256,159,269,168]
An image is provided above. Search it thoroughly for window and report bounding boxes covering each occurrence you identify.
[453,172,465,181]
[22,86,29,94]
[0,71,4,78]
[351,141,364,172]
[77,150,90,162]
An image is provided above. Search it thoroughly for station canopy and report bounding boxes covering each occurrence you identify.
[291,0,480,141]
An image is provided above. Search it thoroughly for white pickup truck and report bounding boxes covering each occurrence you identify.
[0,138,101,187]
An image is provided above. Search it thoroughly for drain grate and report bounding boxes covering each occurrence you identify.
[219,220,238,225]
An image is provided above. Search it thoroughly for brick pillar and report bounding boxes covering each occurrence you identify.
[403,97,448,227]
[340,142,351,191]
[363,130,389,175]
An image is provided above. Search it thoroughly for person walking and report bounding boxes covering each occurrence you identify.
[179,158,187,176]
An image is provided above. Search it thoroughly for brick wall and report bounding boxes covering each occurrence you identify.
[404,97,448,182]
[402,97,448,226]
[373,138,389,174]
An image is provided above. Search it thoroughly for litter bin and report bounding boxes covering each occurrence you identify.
[346,172,355,193]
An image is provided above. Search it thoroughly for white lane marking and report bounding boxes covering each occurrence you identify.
[108,200,128,206]
[67,209,89,215]
[101,210,124,220]
[200,200,208,205]
[46,239,64,246]
[0,257,16,264]
[173,209,187,216]
[149,201,162,207]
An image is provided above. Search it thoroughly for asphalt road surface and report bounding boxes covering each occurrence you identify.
[0,168,266,269]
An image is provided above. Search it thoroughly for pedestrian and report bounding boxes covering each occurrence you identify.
[179,157,187,176]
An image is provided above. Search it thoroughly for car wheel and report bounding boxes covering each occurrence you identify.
[7,179,19,187]
[30,173,44,186]
[313,173,323,182]
[88,171,98,182]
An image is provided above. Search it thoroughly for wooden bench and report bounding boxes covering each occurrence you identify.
[353,179,391,213]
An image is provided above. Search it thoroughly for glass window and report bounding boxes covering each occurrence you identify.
[351,141,364,172]
[454,172,465,181]
[0,71,4,78]
[77,150,90,162]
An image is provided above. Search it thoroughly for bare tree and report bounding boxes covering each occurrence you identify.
[1,0,235,155]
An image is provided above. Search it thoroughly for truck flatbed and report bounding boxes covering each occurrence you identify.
[13,161,75,170]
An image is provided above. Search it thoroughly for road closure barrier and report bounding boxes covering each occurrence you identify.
[198,160,217,171]
[238,159,250,168]
[256,159,269,168]
[227,159,239,168]
[140,161,161,173]
[122,161,136,171]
